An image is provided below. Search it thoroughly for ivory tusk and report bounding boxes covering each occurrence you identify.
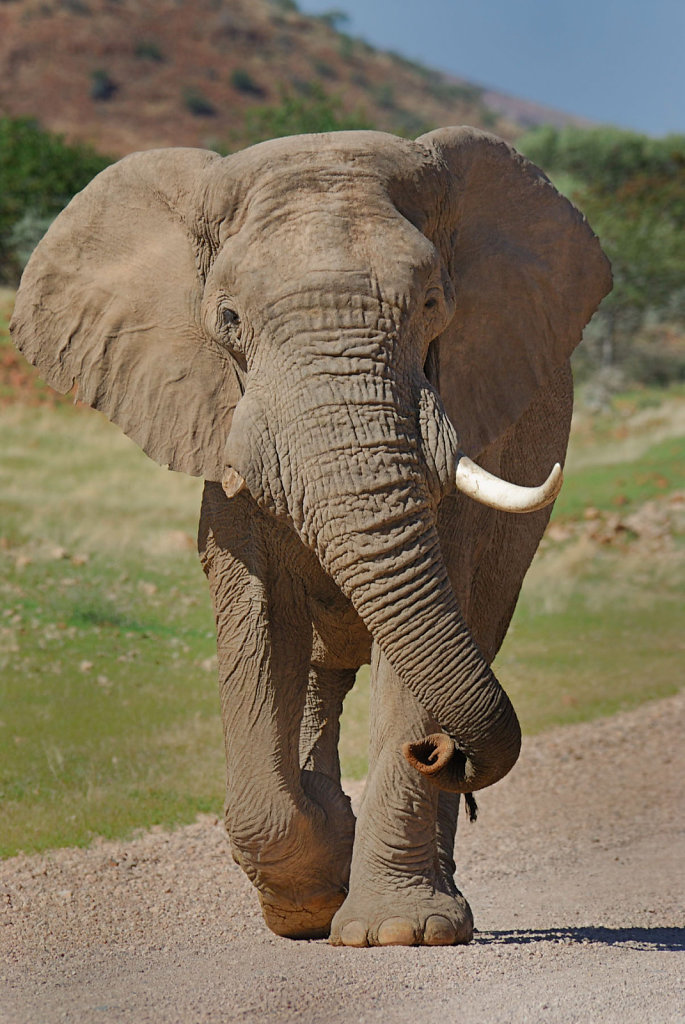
[222,466,247,499]
[454,454,563,513]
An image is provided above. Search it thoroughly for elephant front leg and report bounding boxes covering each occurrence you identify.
[199,484,354,938]
[330,646,473,947]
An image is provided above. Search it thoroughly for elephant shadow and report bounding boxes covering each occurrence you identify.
[477,926,685,951]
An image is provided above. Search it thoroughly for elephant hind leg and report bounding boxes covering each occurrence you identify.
[299,663,356,783]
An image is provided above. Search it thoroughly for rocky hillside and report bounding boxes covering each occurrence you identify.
[0,0,582,158]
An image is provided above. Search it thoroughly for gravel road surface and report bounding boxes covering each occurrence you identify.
[2,691,683,1024]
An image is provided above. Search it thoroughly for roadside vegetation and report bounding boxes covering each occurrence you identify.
[0,118,111,284]
[2,292,684,854]
[518,126,685,393]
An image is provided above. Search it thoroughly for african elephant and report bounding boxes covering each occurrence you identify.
[10,127,611,946]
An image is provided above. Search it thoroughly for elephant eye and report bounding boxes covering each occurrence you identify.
[424,287,442,313]
[222,308,240,328]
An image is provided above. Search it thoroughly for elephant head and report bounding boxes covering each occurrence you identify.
[10,128,611,793]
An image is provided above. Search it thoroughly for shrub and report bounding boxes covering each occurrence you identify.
[518,125,685,193]
[0,117,111,282]
[182,88,217,117]
[479,107,499,129]
[373,84,395,110]
[230,85,373,151]
[90,69,118,101]
[337,34,355,61]
[230,68,265,97]
[518,125,685,387]
[293,78,321,97]
[425,79,482,105]
[134,39,165,62]
[315,9,350,31]
[390,109,430,139]
[625,327,685,387]
[387,53,432,77]
[59,0,91,13]
[8,209,56,272]
[312,59,337,81]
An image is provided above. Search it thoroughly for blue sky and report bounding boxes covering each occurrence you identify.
[297,0,685,136]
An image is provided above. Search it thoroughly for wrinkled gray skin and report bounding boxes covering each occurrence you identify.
[11,128,611,946]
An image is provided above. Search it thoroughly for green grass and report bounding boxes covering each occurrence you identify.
[1,290,684,852]
[0,402,222,856]
[553,436,685,519]
[497,556,684,735]
[1,294,224,855]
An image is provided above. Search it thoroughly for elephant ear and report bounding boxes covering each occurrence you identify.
[10,148,243,480]
[417,126,612,456]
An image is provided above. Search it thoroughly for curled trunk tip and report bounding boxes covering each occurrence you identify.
[403,727,520,793]
[402,732,467,792]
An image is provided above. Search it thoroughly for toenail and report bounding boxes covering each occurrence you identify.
[377,917,417,946]
[423,915,457,945]
[339,921,368,947]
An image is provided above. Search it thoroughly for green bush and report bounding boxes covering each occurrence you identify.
[90,68,118,101]
[337,33,356,61]
[519,124,685,193]
[425,78,482,105]
[8,209,56,271]
[230,68,264,97]
[389,109,430,139]
[231,85,373,150]
[134,39,165,62]
[373,83,395,110]
[0,117,111,282]
[312,59,337,81]
[518,125,685,388]
[314,9,350,31]
[625,327,685,387]
[182,87,217,117]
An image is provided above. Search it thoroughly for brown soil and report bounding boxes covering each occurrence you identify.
[0,0,586,159]
[1,690,683,1023]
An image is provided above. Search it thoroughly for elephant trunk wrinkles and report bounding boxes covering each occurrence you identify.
[255,372,522,793]
[330,513,521,792]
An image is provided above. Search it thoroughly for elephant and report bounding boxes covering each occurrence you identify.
[10,126,611,947]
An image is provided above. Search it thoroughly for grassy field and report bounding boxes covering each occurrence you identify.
[2,289,684,855]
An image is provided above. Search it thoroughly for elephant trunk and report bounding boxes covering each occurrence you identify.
[325,511,521,793]
[225,370,521,792]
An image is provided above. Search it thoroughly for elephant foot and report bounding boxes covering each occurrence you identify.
[329,884,473,947]
[259,885,348,939]
[232,771,355,939]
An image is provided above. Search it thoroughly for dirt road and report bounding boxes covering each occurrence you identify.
[2,691,683,1024]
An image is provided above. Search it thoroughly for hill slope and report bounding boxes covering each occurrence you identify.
[0,0,583,157]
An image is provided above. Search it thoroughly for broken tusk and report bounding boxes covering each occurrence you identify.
[454,455,563,513]
[222,466,247,499]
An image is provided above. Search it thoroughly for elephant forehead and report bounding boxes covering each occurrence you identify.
[222,132,440,220]
[231,130,427,179]
[214,205,440,312]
